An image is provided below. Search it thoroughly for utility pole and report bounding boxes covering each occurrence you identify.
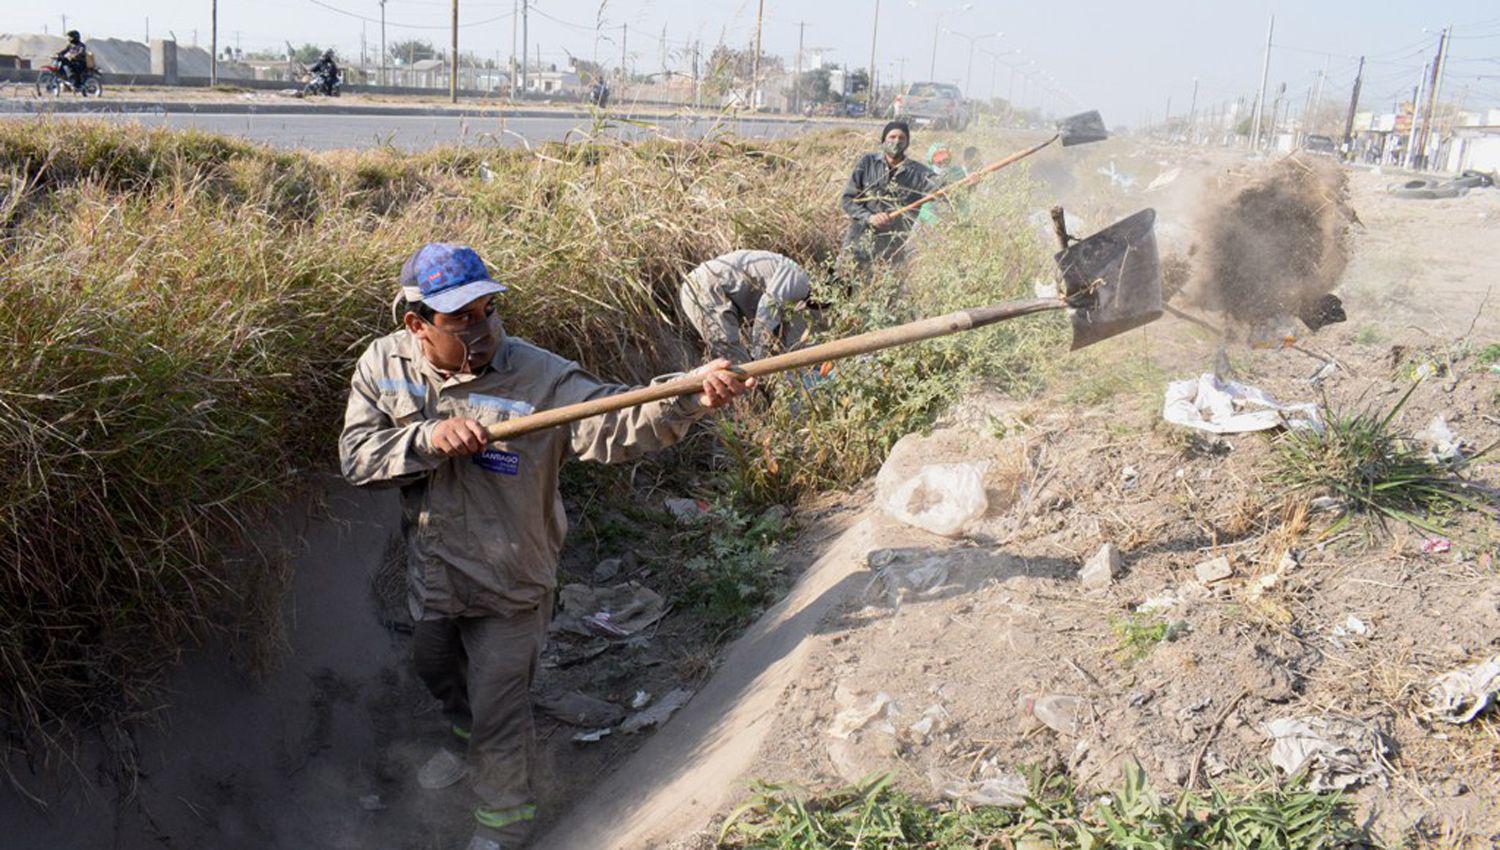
[1187,77,1199,144]
[1269,82,1285,145]
[360,25,366,70]
[751,0,765,110]
[449,0,458,102]
[660,24,667,80]
[1404,54,1428,169]
[381,0,388,87]
[61,14,67,33]
[1416,26,1450,169]
[145,17,150,42]
[793,21,804,114]
[620,24,627,79]
[520,0,529,93]
[867,0,880,110]
[1341,55,1365,159]
[1251,13,1273,150]
[209,0,218,85]
[693,40,702,107]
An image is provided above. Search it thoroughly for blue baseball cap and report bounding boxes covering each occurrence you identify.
[399,243,507,314]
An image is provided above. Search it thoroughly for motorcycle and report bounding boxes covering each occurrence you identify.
[301,68,341,98]
[36,63,103,97]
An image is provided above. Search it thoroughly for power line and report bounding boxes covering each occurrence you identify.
[302,0,511,30]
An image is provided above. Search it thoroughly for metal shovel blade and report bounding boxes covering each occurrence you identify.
[1056,208,1163,350]
[1057,110,1109,147]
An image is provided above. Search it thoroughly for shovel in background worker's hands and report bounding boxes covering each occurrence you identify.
[694,358,757,408]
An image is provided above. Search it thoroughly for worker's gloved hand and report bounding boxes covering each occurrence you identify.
[431,417,489,457]
[693,358,756,409]
[869,212,893,229]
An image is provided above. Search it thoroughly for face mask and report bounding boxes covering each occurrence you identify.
[882,138,908,158]
[429,312,501,372]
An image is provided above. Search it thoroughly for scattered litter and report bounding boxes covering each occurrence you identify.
[1262,716,1390,791]
[1421,655,1500,724]
[1194,555,1234,584]
[1033,279,1059,299]
[554,582,667,639]
[359,794,386,812]
[1421,537,1453,556]
[1246,571,1281,600]
[572,728,611,743]
[1120,466,1139,490]
[664,497,710,522]
[1128,689,1155,708]
[1278,550,1301,572]
[1021,694,1089,737]
[541,636,611,669]
[909,703,948,739]
[1416,415,1468,463]
[877,461,990,538]
[1163,373,1320,434]
[630,690,652,710]
[592,556,624,583]
[1097,160,1137,189]
[1309,496,1346,515]
[829,692,898,739]
[619,688,693,734]
[1147,167,1182,191]
[1329,614,1370,648]
[935,761,1028,807]
[1137,590,1179,614]
[536,690,626,728]
[1079,543,1121,590]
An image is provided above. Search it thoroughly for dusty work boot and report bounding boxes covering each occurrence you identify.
[468,804,537,849]
[417,747,468,790]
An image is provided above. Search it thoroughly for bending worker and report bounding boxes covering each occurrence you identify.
[338,243,753,850]
[678,249,813,363]
[838,120,942,273]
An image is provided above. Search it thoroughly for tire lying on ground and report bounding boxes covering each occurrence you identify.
[1387,178,1468,200]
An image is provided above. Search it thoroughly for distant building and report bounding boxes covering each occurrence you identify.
[0,33,247,78]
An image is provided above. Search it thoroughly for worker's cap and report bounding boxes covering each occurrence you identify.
[881,120,910,140]
[400,243,507,313]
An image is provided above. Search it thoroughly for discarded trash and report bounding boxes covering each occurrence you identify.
[630,690,652,710]
[359,794,387,812]
[1120,466,1139,490]
[416,748,468,790]
[1422,655,1500,724]
[1147,167,1182,191]
[829,692,898,739]
[1417,415,1467,463]
[909,703,948,739]
[619,688,692,734]
[936,761,1028,807]
[1194,555,1234,584]
[1329,614,1370,648]
[664,497,710,522]
[877,462,989,537]
[1021,694,1089,737]
[536,690,626,728]
[1079,543,1121,590]
[554,582,667,639]
[592,556,624,583]
[541,635,611,668]
[1163,374,1320,434]
[1262,716,1390,791]
[1309,496,1346,515]
[572,728,612,743]
[1421,537,1453,556]
[1097,160,1137,189]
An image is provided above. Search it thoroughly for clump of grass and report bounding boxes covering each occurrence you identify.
[1477,343,1500,365]
[669,505,790,636]
[1272,383,1497,534]
[719,764,1366,849]
[0,118,858,752]
[1111,613,1173,662]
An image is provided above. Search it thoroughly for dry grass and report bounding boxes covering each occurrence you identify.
[0,118,860,753]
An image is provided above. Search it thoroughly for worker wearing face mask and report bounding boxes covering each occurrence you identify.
[837,120,943,276]
[338,243,754,850]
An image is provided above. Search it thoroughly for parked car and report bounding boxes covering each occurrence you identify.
[1303,134,1337,155]
[892,82,968,130]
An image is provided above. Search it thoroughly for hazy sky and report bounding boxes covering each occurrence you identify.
[6,1,1500,121]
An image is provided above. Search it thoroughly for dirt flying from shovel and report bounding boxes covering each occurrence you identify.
[1183,156,1355,327]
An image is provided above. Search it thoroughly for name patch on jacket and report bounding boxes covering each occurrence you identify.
[474,449,520,475]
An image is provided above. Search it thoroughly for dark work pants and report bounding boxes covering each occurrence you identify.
[412,604,550,837]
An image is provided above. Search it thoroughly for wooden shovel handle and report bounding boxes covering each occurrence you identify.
[485,297,1064,442]
[885,134,1059,221]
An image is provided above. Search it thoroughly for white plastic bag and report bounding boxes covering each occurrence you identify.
[878,462,989,537]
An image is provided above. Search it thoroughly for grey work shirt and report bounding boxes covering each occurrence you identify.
[339,328,706,620]
[681,250,812,360]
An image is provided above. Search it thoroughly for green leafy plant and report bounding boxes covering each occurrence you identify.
[1477,343,1500,365]
[670,506,790,635]
[1272,383,1498,534]
[1111,613,1172,662]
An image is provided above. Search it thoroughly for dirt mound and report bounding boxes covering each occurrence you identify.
[1184,156,1354,328]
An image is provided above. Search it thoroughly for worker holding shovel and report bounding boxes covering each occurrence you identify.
[677,249,814,364]
[338,243,754,850]
[838,120,944,275]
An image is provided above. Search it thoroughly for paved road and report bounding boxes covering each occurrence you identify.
[5,110,850,150]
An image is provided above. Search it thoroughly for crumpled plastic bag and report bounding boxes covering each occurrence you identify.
[934,761,1028,807]
[1163,373,1320,434]
[1262,716,1390,791]
[877,462,989,537]
[553,582,667,638]
[1422,655,1500,724]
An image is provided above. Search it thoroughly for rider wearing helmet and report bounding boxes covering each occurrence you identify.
[310,49,340,95]
[55,31,88,91]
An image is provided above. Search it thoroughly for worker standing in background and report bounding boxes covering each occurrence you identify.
[918,141,968,225]
[678,250,813,364]
[339,243,754,850]
[838,120,942,275]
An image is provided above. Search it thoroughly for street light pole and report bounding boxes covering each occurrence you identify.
[751,0,765,109]
[210,0,218,86]
[450,0,458,102]
[867,0,880,111]
[380,0,388,87]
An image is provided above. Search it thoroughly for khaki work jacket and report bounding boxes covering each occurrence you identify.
[339,329,704,619]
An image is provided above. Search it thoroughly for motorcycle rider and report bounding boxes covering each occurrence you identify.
[54,30,88,92]
[309,49,340,95]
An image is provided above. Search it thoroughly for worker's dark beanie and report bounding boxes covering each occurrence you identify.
[881,120,910,140]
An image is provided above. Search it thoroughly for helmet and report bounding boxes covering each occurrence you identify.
[323,49,335,60]
[66,30,81,41]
